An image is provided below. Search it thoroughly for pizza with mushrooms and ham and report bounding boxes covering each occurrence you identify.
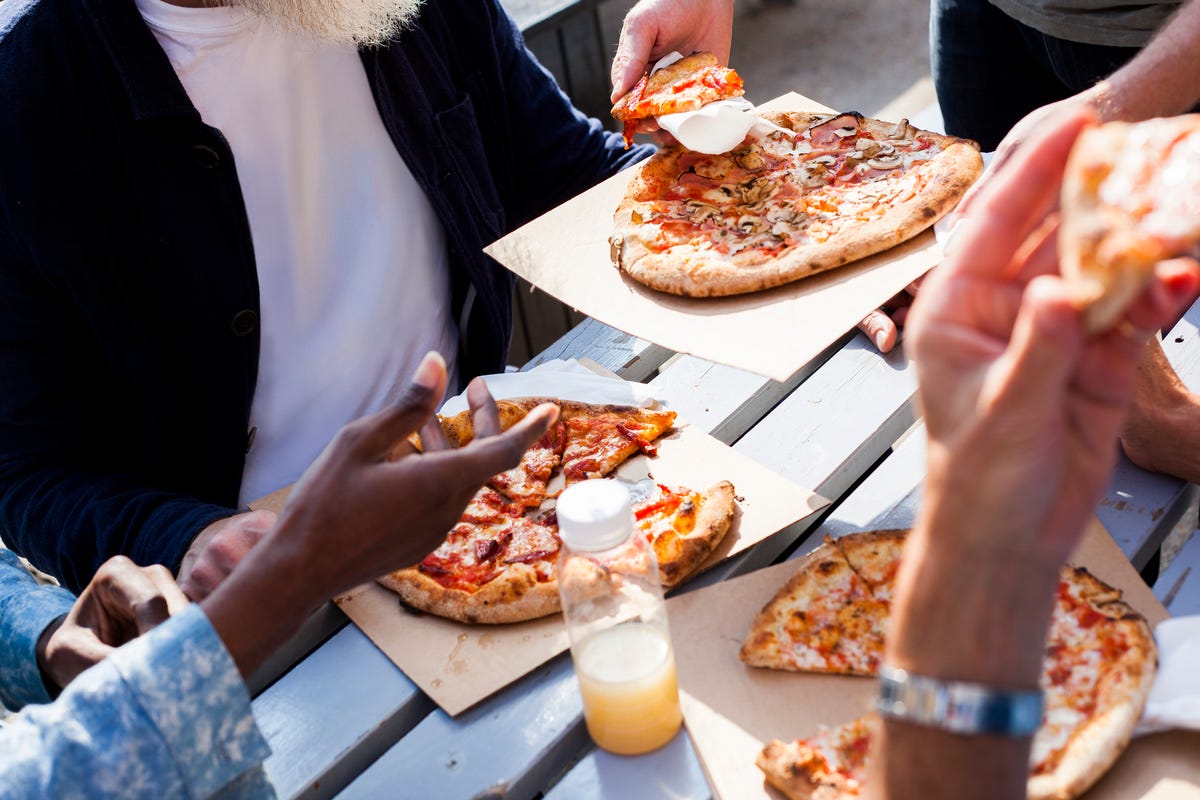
[610,111,983,297]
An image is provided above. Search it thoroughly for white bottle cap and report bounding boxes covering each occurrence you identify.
[557,480,633,551]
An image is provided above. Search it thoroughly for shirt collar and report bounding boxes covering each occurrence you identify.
[80,0,201,122]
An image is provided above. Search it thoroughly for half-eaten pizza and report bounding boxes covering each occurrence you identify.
[743,531,1157,800]
[378,399,737,623]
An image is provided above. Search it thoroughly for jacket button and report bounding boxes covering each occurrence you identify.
[193,144,221,169]
[230,309,258,336]
[245,426,257,453]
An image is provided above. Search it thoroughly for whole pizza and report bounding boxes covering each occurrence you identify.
[378,398,737,624]
[610,111,983,296]
[741,531,1158,800]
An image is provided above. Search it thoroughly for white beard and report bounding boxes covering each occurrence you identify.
[234,0,425,46]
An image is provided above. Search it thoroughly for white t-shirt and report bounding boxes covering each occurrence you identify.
[135,0,459,504]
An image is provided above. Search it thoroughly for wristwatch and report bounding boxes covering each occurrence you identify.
[876,664,1044,737]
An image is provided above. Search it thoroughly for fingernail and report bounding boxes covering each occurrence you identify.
[875,330,890,351]
[412,352,444,390]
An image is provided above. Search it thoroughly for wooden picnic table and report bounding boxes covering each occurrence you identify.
[247,297,1200,800]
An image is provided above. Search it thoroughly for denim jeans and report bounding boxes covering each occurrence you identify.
[930,0,1140,150]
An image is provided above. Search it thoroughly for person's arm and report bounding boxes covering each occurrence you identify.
[1120,336,1200,483]
[201,353,558,677]
[0,549,74,711]
[0,211,237,593]
[0,604,274,800]
[869,109,1199,799]
[478,0,653,226]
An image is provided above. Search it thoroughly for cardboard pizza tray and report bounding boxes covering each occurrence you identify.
[251,364,829,716]
[667,518,1200,800]
[484,91,951,382]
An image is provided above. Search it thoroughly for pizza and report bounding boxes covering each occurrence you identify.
[744,531,1158,800]
[739,531,902,675]
[610,111,983,297]
[757,716,873,800]
[378,398,737,623]
[1060,115,1200,332]
[611,51,745,148]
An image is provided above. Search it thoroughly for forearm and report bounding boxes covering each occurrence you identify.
[1122,338,1200,483]
[199,528,324,679]
[869,522,1061,800]
[1089,0,1200,121]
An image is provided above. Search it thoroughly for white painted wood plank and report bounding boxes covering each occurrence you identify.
[1155,530,1200,616]
[247,602,346,696]
[336,656,588,800]
[256,625,433,800]
[521,317,672,381]
[1161,299,1200,389]
[543,729,710,800]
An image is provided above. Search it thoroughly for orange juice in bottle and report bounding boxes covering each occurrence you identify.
[557,480,683,755]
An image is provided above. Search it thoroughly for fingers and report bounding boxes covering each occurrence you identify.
[356,351,448,456]
[419,414,451,453]
[425,403,558,486]
[179,511,274,601]
[466,378,502,438]
[993,276,1081,416]
[858,309,898,353]
[943,110,1091,276]
[90,557,188,644]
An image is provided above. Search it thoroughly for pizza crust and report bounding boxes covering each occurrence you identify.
[654,480,737,589]
[379,563,563,625]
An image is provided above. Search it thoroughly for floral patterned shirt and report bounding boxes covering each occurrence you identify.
[0,551,275,799]
[0,548,75,711]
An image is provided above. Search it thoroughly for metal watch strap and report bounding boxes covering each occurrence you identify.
[876,664,1044,737]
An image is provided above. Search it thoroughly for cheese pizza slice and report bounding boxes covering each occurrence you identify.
[610,51,744,148]
[559,402,677,484]
[1060,115,1200,332]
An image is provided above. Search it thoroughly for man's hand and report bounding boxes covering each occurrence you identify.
[856,280,921,353]
[611,0,734,132]
[200,351,558,677]
[178,509,277,601]
[1120,338,1200,483]
[37,556,189,692]
[907,109,1199,571]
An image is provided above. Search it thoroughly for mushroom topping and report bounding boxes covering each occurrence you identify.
[685,199,720,223]
[888,118,911,140]
[735,146,767,171]
[854,138,883,158]
[867,154,903,170]
[792,140,813,155]
[833,126,857,139]
[810,155,837,166]
[771,220,794,237]
[740,176,777,204]
[737,215,768,235]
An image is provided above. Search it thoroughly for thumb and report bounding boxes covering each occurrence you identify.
[612,15,656,101]
[358,352,448,456]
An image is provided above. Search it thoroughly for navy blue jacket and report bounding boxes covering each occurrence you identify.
[0,0,649,591]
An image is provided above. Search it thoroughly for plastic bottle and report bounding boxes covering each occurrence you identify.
[556,479,683,755]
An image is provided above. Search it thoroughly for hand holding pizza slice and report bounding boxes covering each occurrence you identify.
[610,50,744,148]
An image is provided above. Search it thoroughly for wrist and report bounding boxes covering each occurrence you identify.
[886,524,1059,687]
[35,614,68,696]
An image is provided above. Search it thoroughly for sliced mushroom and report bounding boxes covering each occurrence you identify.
[740,176,777,204]
[888,118,911,140]
[685,199,721,223]
[854,138,883,158]
[771,220,794,237]
[867,154,903,170]
[809,155,837,166]
[792,140,813,155]
[735,145,767,171]
[833,126,857,139]
[737,215,768,234]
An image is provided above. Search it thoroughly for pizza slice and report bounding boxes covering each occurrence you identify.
[757,716,872,800]
[739,537,887,675]
[489,420,566,508]
[629,480,737,588]
[1060,115,1200,332]
[559,402,677,484]
[832,530,905,603]
[610,51,745,148]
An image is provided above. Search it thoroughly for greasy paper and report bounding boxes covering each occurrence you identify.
[332,425,827,716]
[485,92,948,382]
[670,519,1200,800]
